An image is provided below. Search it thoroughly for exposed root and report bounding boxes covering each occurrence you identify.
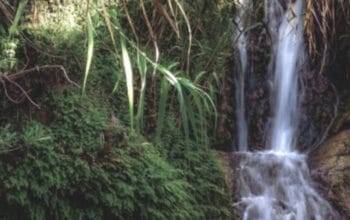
[0,65,78,108]
[3,75,40,108]
[8,65,79,86]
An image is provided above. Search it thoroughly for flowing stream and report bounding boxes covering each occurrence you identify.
[235,0,338,219]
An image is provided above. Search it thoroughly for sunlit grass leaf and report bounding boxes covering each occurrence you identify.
[82,12,94,95]
[121,38,134,130]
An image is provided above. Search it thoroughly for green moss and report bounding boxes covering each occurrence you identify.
[44,89,108,154]
[0,121,199,219]
[0,88,230,219]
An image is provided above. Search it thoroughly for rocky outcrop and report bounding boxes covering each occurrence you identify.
[310,129,350,217]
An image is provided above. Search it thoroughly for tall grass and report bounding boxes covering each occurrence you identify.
[83,1,217,144]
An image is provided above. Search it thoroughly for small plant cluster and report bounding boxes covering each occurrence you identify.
[0,0,28,73]
[0,37,18,72]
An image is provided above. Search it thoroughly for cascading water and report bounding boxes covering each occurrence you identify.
[234,0,249,151]
[269,0,301,152]
[234,0,339,219]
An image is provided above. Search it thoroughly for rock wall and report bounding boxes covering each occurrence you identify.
[310,128,350,217]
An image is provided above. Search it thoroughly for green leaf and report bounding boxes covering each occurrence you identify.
[82,12,94,95]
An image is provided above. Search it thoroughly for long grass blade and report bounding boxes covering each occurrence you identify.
[112,22,214,142]
[136,52,148,133]
[121,39,134,130]
[155,78,171,142]
[82,12,94,95]
[118,28,214,138]
[8,0,28,36]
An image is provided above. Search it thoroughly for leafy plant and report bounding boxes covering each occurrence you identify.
[84,1,217,144]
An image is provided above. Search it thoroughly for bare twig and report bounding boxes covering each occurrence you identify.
[0,65,78,108]
[122,0,139,42]
[154,0,180,39]
[8,65,79,87]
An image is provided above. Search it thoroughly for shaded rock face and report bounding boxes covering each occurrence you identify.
[310,129,350,218]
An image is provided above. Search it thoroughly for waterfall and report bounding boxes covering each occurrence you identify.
[269,0,302,152]
[235,0,339,219]
[234,0,249,151]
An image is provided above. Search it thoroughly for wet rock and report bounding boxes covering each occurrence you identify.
[310,129,350,218]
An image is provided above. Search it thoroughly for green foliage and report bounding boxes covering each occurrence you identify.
[157,118,232,219]
[0,87,231,219]
[0,119,198,219]
[45,89,108,154]
[6,0,232,145]
[0,124,17,152]
[26,0,84,38]
[0,1,233,219]
[81,2,217,142]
